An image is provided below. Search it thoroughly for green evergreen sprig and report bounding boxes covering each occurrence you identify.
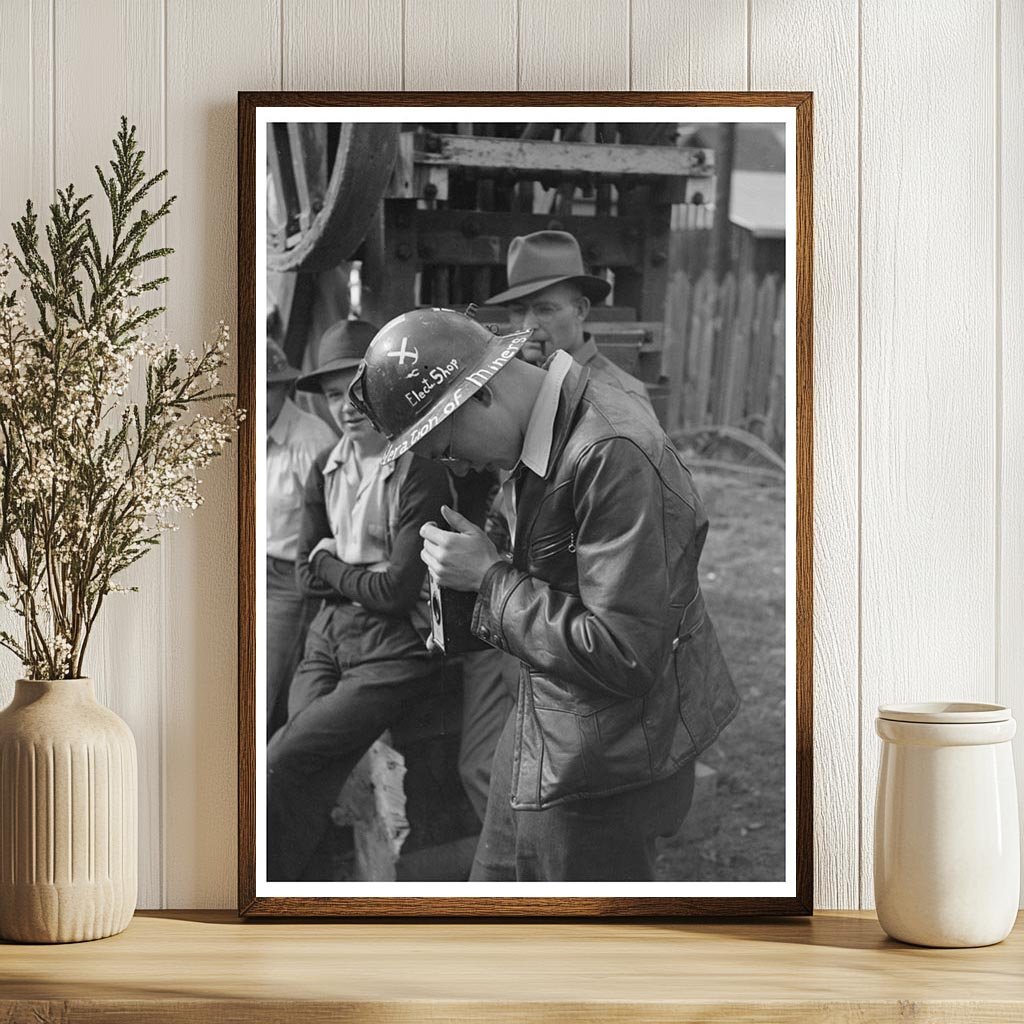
[0,117,242,679]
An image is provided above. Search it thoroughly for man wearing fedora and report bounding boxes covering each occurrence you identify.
[489,230,656,420]
[350,308,739,881]
[266,319,452,881]
[266,337,336,737]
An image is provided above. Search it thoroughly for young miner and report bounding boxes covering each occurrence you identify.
[348,308,740,881]
[266,318,451,882]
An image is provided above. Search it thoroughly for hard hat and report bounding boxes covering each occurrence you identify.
[348,308,532,464]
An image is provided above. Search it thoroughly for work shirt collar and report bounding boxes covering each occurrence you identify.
[324,434,395,489]
[572,333,599,367]
[517,349,573,480]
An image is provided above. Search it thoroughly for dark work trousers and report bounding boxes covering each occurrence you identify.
[267,600,440,881]
[470,708,697,881]
[266,556,314,739]
[455,647,517,824]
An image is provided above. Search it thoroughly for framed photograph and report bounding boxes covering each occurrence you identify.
[238,91,812,916]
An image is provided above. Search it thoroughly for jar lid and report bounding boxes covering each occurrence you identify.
[877,702,1011,724]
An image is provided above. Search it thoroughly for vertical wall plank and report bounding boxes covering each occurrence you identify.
[284,0,402,90]
[52,0,166,909]
[0,2,53,698]
[860,0,997,908]
[164,0,280,908]
[0,0,52,225]
[518,0,629,89]
[750,2,860,910]
[1000,0,1024,904]
[631,0,746,90]
[405,0,516,89]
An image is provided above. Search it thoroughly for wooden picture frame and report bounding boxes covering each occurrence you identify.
[238,91,813,917]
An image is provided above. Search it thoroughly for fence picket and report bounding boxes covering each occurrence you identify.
[746,273,779,438]
[766,282,787,449]
[664,263,693,432]
[709,272,737,423]
[684,270,717,428]
[720,272,757,425]
[670,267,786,451]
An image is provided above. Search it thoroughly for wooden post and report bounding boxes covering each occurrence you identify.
[359,198,420,325]
[615,184,673,324]
[707,124,736,283]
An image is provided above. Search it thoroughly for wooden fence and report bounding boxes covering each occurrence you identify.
[662,268,787,455]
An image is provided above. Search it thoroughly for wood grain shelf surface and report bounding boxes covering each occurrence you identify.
[2,910,1023,1022]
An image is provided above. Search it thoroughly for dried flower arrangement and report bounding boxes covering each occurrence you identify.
[0,118,242,679]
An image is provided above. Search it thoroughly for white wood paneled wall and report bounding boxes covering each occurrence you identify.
[0,0,1017,911]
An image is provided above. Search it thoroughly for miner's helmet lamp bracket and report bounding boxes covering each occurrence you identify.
[464,302,503,336]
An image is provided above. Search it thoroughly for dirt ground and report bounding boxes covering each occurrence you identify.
[655,469,787,882]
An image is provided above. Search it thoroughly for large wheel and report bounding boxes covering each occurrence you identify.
[267,122,399,273]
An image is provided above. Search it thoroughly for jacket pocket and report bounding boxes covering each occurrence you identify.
[674,620,738,754]
[528,525,576,561]
[531,670,617,714]
[533,704,589,800]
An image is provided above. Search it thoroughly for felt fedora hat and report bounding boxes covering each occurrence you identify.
[297,318,379,391]
[487,230,611,305]
[267,338,300,384]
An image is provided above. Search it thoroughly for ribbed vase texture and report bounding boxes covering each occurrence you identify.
[0,678,137,943]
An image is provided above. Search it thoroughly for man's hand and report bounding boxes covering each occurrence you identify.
[420,505,501,592]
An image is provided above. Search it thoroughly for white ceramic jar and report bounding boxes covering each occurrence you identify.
[874,702,1019,947]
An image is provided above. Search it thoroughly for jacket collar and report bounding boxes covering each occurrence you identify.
[512,356,591,560]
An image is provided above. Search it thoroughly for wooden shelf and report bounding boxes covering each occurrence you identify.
[2,910,1022,1022]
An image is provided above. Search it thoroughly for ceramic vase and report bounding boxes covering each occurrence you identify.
[874,702,1019,948]
[0,678,137,943]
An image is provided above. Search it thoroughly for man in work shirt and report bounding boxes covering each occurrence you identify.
[488,229,657,421]
[266,319,451,882]
[265,336,336,736]
[349,309,739,881]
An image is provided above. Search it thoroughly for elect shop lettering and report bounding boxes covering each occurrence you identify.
[404,358,459,407]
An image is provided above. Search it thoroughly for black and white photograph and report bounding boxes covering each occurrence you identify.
[241,98,809,914]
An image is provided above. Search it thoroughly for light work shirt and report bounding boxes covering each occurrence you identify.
[266,397,335,561]
[319,436,395,568]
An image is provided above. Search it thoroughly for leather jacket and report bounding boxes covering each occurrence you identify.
[472,360,740,809]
